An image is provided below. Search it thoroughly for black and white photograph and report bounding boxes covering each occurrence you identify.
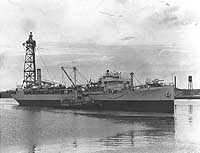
[0,0,200,152]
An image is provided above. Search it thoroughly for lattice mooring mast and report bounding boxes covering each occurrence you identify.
[23,32,36,88]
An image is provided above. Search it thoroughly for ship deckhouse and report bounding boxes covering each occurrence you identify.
[99,70,130,91]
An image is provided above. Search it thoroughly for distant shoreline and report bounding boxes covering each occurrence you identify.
[0,90,15,98]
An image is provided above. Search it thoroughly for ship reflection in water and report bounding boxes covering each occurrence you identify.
[0,99,200,153]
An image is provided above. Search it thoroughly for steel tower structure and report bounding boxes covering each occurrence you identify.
[22,32,36,88]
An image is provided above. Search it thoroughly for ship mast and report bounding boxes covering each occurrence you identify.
[22,32,36,88]
[130,72,134,87]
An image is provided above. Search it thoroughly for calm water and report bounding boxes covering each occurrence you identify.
[0,99,200,153]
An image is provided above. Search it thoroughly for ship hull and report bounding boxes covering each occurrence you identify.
[91,100,174,113]
[16,99,174,113]
[88,85,174,113]
[17,100,61,107]
[12,93,64,107]
[12,86,174,113]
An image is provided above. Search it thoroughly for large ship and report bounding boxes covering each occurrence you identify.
[12,32,174,113]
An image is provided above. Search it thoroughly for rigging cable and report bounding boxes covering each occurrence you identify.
[77,70,89,83]
[36,47,54,83]
[134,75,143,86]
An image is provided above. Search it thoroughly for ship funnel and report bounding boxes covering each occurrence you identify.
[37,68,41,86]
[188,75,193,90]
[174,76,176,89]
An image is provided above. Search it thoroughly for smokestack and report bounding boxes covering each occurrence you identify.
[174,76,176,89]
[37,68,41,86]
[188,75,193,90]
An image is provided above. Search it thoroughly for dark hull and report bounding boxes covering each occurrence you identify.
[92,100,174,113]
[17,100,61,107]
[17,99,174,113]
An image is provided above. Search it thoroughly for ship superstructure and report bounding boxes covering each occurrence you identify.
[98,70,129,91]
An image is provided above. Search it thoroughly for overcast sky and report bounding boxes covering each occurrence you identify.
[0,0,200,90]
